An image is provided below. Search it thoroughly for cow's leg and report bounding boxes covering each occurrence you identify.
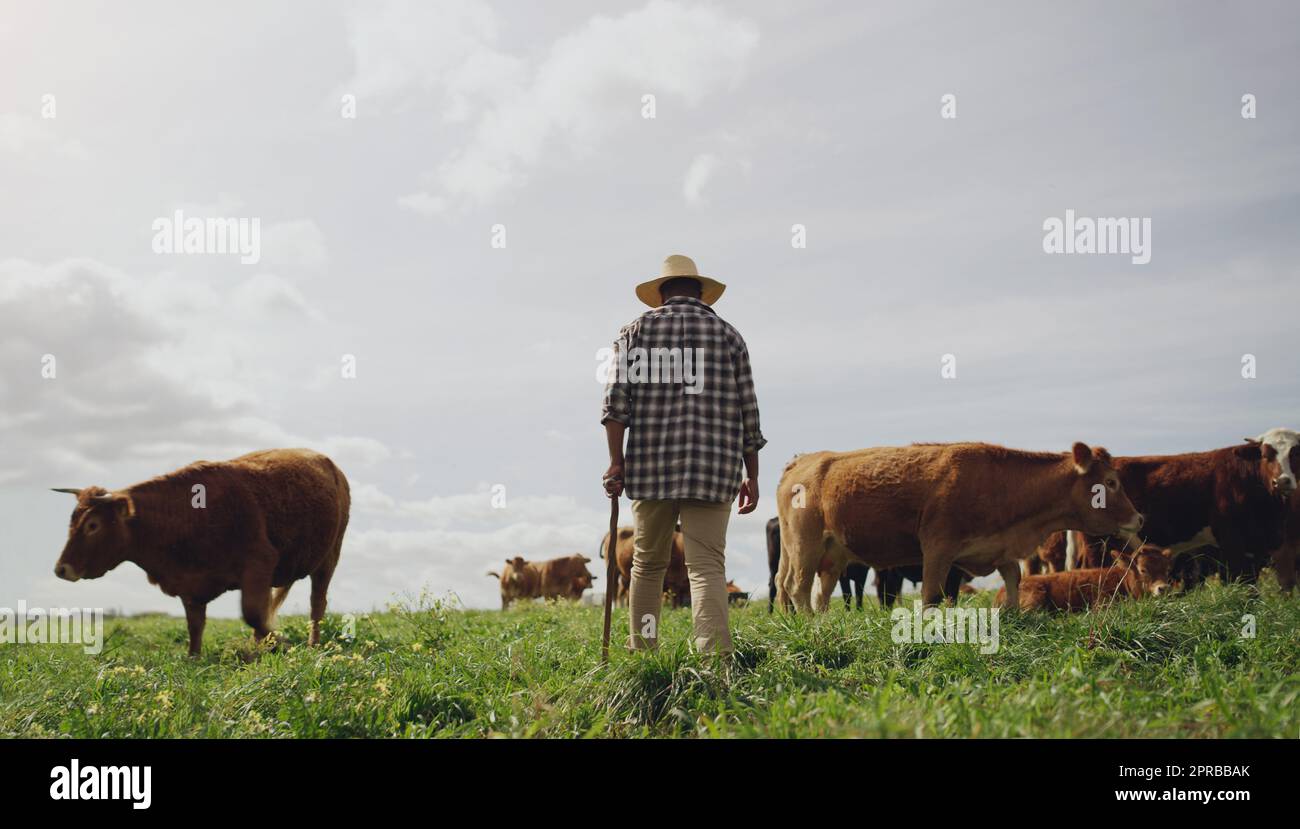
[774,550,791,612]
[920,547,958,607]
[778,564,796,612]
[309,560,337,647]
[997,561,1021,610]
[817,540,853,613]
[815,565,840,613]
[239,558,276,644]
[241,584,273,644]
[791,564,817,614]
[854,570,865,610]
[181,597,207,657]
[943,568,965,605]
[780,507,829,615]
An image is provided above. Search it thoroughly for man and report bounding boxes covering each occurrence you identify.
[601,254,765,654]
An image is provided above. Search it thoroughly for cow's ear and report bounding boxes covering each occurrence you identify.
[580,555,591,563]
[1071,442,1093,474]
[1092,446,1112,465]
[1233,442,1262,460]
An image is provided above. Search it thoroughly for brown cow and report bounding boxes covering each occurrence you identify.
[1109,438,1292,586]
[538,554,596,601]
[52,449,350,655]
[489,554,595,608]
[600,525,690,609]
[488,556,541,608]
[775,442,1143,613]
[997,544,1173,611]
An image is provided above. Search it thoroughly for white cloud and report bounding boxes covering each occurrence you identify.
[347,0,760,209]
[396,191,448,216]
[260,219,329,269]
[343,0,524,114]
[0,113,88,159]
[683,153,718,206]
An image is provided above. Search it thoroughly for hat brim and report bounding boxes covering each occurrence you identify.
[635,275,726,308]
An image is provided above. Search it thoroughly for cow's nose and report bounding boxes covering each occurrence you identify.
[55,563,72,580]
[1276,476,1296,494]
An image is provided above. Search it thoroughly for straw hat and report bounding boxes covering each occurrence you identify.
[635,254,726,308]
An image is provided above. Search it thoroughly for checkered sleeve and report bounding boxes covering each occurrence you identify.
[732,331,766,454]
[600,323,634,426]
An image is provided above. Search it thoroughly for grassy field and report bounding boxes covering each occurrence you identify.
[3,580,1298,738]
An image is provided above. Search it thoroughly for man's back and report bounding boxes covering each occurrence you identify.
[602,296,763,502]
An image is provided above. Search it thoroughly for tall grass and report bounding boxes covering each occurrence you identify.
[2,580,1296,738]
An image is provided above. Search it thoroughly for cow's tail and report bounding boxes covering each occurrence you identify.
[268,585,292,628]
[486,570,500,580]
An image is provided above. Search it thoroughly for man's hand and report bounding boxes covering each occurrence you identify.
[603,462,624,497]
[736,477,758,514]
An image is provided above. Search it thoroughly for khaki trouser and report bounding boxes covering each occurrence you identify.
[628,499,733,654]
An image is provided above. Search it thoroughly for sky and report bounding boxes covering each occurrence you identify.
[2,0,1298,618]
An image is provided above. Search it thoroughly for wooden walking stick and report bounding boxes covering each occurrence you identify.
[601,489,619,664]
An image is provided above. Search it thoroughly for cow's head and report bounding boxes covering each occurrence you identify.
[505,556,528,582]
[1068,442,1144,536]
[1250,428,1299,497]
[1114,544,1173,597]
[51,487,137,581]
[570,555,595,595]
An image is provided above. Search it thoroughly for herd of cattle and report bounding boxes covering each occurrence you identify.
[772,429,1299,614]
[44,428,1300,654]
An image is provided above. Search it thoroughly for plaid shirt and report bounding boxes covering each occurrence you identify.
[601,296,766,502]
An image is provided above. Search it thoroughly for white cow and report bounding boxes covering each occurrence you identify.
[1256,427,1299,495]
